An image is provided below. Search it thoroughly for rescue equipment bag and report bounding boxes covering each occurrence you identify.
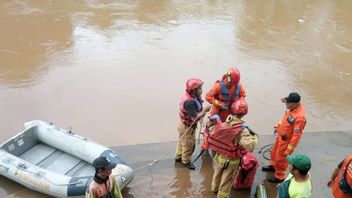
[233,152,258,189]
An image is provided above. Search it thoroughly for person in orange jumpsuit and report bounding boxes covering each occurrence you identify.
[327,154,352,198]
[205,67,246,122]
[262,92,307,183]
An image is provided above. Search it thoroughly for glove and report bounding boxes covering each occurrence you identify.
[222,103,229,110]
[252,134,259,145]
[210,114,221,122]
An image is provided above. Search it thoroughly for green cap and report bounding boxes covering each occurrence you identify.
[286,154,311,171]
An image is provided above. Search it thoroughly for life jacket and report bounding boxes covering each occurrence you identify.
[333,155,352,197]
[219,80,241,105]
[201,121,245,158]
[179,91,202,126]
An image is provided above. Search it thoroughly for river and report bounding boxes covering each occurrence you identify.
[0,0,351,197]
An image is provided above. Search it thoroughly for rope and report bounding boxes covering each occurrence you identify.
[197,117,204,145]
[133,114,207,172]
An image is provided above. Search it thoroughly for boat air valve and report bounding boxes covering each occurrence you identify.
[18,163,27,169]
[68,127,73,134]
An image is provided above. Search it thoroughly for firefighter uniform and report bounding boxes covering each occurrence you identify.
[205,81,246,122]
[176,122,197,164]
[176,79,204,166]
[205,67,246,122]
[211,115,258,198]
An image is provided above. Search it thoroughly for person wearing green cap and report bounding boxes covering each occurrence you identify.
[277,154,312,198]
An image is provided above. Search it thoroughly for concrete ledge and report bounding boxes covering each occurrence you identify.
[1,131,350,197]
[113,131,352,198]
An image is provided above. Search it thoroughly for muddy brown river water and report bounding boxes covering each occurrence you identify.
[1,0,352,197]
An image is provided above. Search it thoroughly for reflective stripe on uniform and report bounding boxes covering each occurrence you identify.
[214,100,219,107]
[218,190,229,197]
[287,144,294,151]
[215,154,240,165]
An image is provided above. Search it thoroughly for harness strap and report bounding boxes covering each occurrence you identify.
[223,161,229,169]
[233,83,241,101]
[191,150,205,164]
[219,81,241,102]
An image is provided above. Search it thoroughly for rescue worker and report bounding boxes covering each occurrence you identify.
[277,154,312,198]
[86,156,123,198]
[327,154,352,198]
[262,92,307,183]
[210,99,258,198]
[205,67,246,122]
[175,78,211,170]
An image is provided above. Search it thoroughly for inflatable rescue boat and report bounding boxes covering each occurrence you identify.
[0,120,133,197]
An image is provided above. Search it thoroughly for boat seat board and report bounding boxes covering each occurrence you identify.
[1,128,38,157]
[17,143,95,177]
[37,148,82,175]
[65,161,88,176]
[70,163,95,177]
[19,143,57,165]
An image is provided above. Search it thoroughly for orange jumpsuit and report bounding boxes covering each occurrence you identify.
[332,154,352,198]
[205,80,246,122]
[270,104,306,180]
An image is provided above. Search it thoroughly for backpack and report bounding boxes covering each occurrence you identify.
[278,178,292,198]
[339,159,352,195]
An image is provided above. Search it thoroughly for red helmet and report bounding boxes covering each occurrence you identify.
[231,99,248,115]
[226,67,240,85]
[186,78,203,93]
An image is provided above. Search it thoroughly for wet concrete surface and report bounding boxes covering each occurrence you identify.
[0,131,351,197]
[114,131,352,198]
[1,0,352,148]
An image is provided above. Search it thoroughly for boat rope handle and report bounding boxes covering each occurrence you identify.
[8,162,83,186]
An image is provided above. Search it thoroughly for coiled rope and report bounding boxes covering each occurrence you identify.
[258,143,274,161]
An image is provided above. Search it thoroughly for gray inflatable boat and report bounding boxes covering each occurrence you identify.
[0,120,133,197]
